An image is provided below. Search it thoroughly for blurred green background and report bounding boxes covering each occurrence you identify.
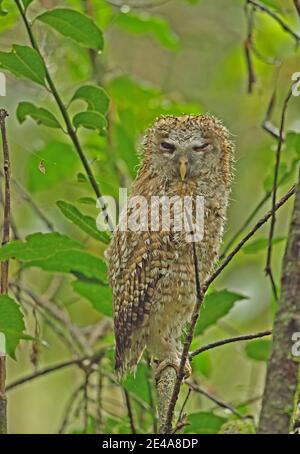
[0,0,299,434]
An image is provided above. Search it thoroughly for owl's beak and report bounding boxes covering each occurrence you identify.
[179,156,188,181]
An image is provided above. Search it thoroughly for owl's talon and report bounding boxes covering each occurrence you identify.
[154,358,192,381]
[154,359,180,381]
[183,359,192,380]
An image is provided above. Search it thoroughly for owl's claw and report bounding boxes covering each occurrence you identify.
[154,358,192,381]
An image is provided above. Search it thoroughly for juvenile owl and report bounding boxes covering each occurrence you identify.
[106,114,234,378]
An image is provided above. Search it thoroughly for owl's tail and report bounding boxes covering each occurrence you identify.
[115,337,145,380]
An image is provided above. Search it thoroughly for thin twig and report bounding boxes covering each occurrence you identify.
[247,0,300,44]
[0,109,10,295]
[265,82,296,300]
[123,389,137,434]
[189,330,272,358]
[262,89,282,140]
[205,186,295,290]
[244,3,257,93]
[293,0,300,18]
[0,108,10,435]
[6,350,104,391]
[186,381,245,419]
[11,283,92,355]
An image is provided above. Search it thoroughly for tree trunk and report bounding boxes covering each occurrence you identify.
[258,169,300,434]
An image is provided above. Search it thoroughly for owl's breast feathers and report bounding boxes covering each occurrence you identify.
[106,175,229,375]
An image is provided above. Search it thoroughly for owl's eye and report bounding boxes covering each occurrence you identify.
[160,141,176,153]
[193,142,210,152]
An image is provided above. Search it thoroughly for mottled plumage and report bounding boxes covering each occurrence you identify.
[106,114,234,377]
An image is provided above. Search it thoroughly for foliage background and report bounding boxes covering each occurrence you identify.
[0,0,299,434]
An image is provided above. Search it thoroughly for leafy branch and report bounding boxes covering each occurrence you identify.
[14,0,114,231]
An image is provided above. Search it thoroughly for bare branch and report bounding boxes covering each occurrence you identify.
[186,381,245,419]
[265,82,297,299]
[123,389,137,434]
[6,350,104,392]
[0,108,10,435]
[189,330,272,358]
[0,109,10,295]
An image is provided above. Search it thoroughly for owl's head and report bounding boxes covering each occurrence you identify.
[142,114,234,187]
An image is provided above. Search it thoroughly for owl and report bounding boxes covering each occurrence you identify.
[106,114,234,378]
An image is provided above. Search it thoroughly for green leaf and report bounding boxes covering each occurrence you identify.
[192,351,212,378]
[26,141,78,192]
[22,0,34,9]
[0,295,26,358]
[243,237,285,254]
[77,172,88,183]
[0,232,80,262]
[263,162,288,193]
[0,45,46,86]
[72,280,112,316]
[57,200,110,244]
[73,110,107,135]
[114,12,180,51]
[17,101,62,129]
[25,250,108,282]
[113,123,139,178]
[123,362,150,404]
[245,339,271,362]
[0,0,7,16]
[259,0,282,12]
[184,412,226,434]
[286,132,300,158]
[194,290,248,336]
[37,8,104,51]
[71,85,109,115]
[78,197,97,205]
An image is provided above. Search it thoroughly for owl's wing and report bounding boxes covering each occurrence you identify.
[107,228,173,373]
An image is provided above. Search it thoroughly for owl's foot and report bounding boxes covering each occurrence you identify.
[153,357,192,381]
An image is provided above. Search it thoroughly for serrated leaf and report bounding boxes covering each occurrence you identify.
[25,250,108,282]
[243,237,285,254]
[57,200,110,244]
[0,232,80,262]
[115,12,180,51]
[71,85,109,115]
[17,101,62,129]
[0,45,46,86]
[194,290,248,336]
[0,295,26,358]
[26,141,78,192]
[37,8,103,51]
[184,412,226,434]
[72,280,112,316]
[245,339,271,362]
[73,110,107,135]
